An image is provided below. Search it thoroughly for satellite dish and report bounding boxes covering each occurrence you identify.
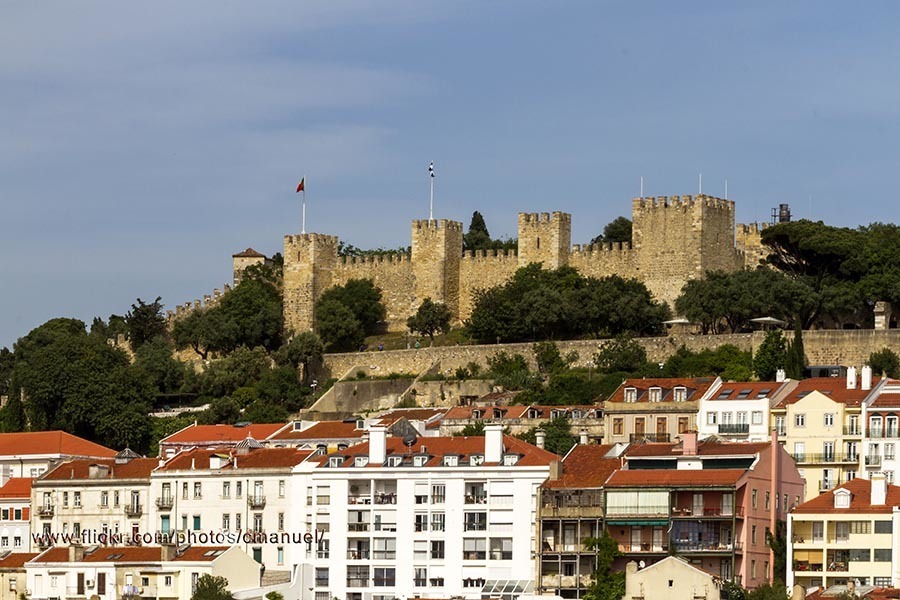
[403,432,418,451]
[638,560,645,569]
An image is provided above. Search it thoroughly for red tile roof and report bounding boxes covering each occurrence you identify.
[374,408,447,425]
[606,378,715,403]
[775,377,880,407]
[0,478,32,498]
[315,435,559,468]
[443,406,528,420]
[232,248,266,258]
[40,458,159,481]
[157,447,311,471]
[605,469,745,487]
[32,546,233,563]
[793,477,900,514]
[161,423,286,445]
[542,445,620,489]
[624,439,770,457]
[0,553,39,569]
[0,431,115,458]
[268,421,366,441]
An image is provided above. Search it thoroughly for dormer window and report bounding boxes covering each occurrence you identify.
[443,455,459,467]
[387,456,402,467]
[413,455,428,467]
[328,456,343,467]
[493,409,503,419]
[550,410,564,419]
[354,456,369,467]
[316,444,327,456]
[472,410,482,420]
[624,387,637,403]
[527,409,540,419]
[356,419,365,430]
[470,455,484,466]
[834,489,851,509]
[572,410,582,418]
[502,454,519,466]
[649,387,662,403]
[673,387,687,402]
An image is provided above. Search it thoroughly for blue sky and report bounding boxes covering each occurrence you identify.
[2,2,899,349]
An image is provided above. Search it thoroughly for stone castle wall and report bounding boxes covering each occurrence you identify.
[736,222,770,269]
[275,194,762,334]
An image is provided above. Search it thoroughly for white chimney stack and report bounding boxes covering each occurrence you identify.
[484,423,504,463]
[535,429,546,450]
[776,369,786,383]
[580,429,589,445]
[862,365,873,391]
[847,366,857,389]
[369,426,387,465]
[871,472,887,506]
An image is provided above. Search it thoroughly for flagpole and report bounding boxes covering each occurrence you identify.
[429,163,434,221]
[302,176,307,234]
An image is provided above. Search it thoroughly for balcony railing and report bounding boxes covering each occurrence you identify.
[606,505,669,518]
[820,480,838,491]
[867,429,900,439]
[465,493,487,504]
[347,550,370,559]
[629,433,670,443]
[791,453,858,464]
[843,426,862,436]
[673,541,743,552]
[124,504,143,518]
[348,495,372,505]
[866,455,883,466]
[248,495,266,509]
[618,543,668,553]
[348,523,370,532]
[718,423,750,435]
[374,493,397,504]
[37,505,54,518]
[155,497,174,510]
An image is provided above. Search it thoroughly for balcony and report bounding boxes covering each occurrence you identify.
[155,497,174,510]
[673,541,742,553]
[718,423,750,435]
[348,523,370,532]
[374,493,397,505]
[37,505,54,518]
[248,495,266,509]
[843,426,862,436]
[465,493,487,504]
[867,429,900,439]
[348,495,372,505]
[540,574,593,589]
[819,480,838,491]
[866,455,882,467]
[617,543,668,554]
[347,550,370,560]
[629,433,670,443]
[606,505,669,519]
[791,453,858,465]
[124,504,143,518]
[671,506,744,518]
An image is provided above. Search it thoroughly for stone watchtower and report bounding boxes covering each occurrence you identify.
[517,211,572,269]
[282,233,339,334]
[411,219,464,318]
[232,247,268,286]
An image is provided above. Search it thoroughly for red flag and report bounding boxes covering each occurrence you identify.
[296,178,305,193]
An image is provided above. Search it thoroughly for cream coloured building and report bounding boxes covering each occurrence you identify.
[623,556,722,600]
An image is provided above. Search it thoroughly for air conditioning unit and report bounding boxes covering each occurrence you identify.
[86,580,94,588]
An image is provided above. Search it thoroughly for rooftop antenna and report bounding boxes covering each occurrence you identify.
[640,176,644,197]
[698,173,703,195]
[428,161,435,220]
[724,178,728,200]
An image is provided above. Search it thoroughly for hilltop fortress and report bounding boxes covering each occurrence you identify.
[263,194,767,335]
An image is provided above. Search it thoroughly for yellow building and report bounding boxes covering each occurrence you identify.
[788,474,900,590]
[772,375,878,501]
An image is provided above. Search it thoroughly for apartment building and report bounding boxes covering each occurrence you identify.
[440,405,603,440]
[602,378,712,445]
[698,380,795,442]
[298,424,557,600]
[536,444,622,598]
[861,377,900,485]
[0,553,37,600]
[265,420,369,452]
[606,433,803,589]
[788,474,900,590]
[772,371,880,501]
[25,545,260,600]
[150,443,312,574]
[0,431,115,478]
[0,478,31,555]
[31,454,157,549]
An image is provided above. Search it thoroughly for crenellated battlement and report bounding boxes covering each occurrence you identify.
[571,241,634,255]
[632,194,733,212]
[412,219,463,232]
[737,222,767,235]
[284,233,340,247]
[166,283,231,323]
[341,253,411,265]
[518,211,571,225]
[461,248,519,261]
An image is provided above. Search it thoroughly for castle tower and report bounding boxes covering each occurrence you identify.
[517,212,571,269]
[282,233,339,334]
[411,219,464,319]
[232,247,268,286]
[632,194,741,305]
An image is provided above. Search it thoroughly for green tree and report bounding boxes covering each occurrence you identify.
[590,216,632,246]
[317,279,386,336]
[533,341,568,375]
[753,330,787,381]
[199,397,242,425]
[583,531,626,600]
[784,327,805,380]
[516,417,577,455]
[265,592,284,600]
[255,366,308,409]
[315,298,365,352]
[213,279,284,353]
[0,347,12,397]
[407,298,452,344]
[745,582,789,600]
[125,297,168,349]
[277,332,324,384]
[766,520,788,584]
[191,574,233,600]
[660,345,753,381]
[243,400,289,423]
[195,346,271,399]
[869,348,900,378]
[133,337,186,394]
[0,395,27,432]
[594,336,648,374]
[464,210,492,251]
[172,308,222,360]
[454,422,485,436]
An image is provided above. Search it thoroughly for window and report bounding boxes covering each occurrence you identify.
[164,575,173,587]
[414,567,428,587]
[613,418,624,435]
[464,512,487,531]
[721,412,732,425]
[431,540,445,559]
[490,537,513,560]
[872,416,883,436]
[354,456,369,467]
[824,413,835,427]
[63,491,69,507]
[874,549,892,561]
[114,491,120,506]
[752,525,757,545]
[835,522,850,542]
[673,387,687,402]
[737,411,748,425]
[707,412,718,425]
[678,417,689,434]
[101,491,109,507]
[752,411,763,425]
[12,536,20,548]
[751,489,757,509]
[624,387,637,402]
[193,482,202,498]
[431,512,445,531]
[849,521,870,534]
[443,455,458,466]
[182,482,188,499]
[463,538,487,560]
[235,514,241,530]
[373,567,395,587]
[415,514,428,532]
[649,387,662,403]
[222,514,230,530]
[222,482,230,498]
[431,484,446,504]
[74,491,82,508]
[0,537,6,548]
[193,515,201,530]
[765,491,770,510]
[751,560,757,579]
[795,413,806,427]
[7,578,14,592]
[775,415,786,436]
[279,480,286,497]
[236,481,243,498]
[793,442,806,461]
[316,487,329,505]
[278,512,285,531]
[887,444,896,461]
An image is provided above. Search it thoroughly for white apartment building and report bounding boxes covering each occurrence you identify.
[861,376,899,484]
[296,424,557,600]
[0,478,32,555]
[30,455,157,549]
[698,380,793,442]
[149,442,311,575]
[0,431,115,478]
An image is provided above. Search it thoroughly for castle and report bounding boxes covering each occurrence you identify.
[264,194,767,335]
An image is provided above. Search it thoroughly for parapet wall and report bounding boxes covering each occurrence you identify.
[333,254,416,330]
[167,283,231,324]
[568,242,640,280]
[458,250,520,322]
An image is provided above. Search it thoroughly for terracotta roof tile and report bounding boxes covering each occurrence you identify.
[443,406,528,420]
[158,447,311,471]
[0,478,32,498]
[793,477,900,514]
[0,553,38,569]
[542,445,619,489]
[374,408,447,425]
[161,423,286,445]
[32,546,232,563]
[775,377,881,407]
[605,469,745,487]
[624,439,770,457]
[606,378,715,403]
[40,458,159,482]
[269,421,366,441]
[0,431,115,458]
[232,248,266,258]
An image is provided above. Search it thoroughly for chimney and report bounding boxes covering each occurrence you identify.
[68,544,85,562]
[484,423,503,463]
[682,431,698,456]
[625,560,638,576]
[862,365,873,391]
[579,429,589,445]
[0,466,9,489]
[161,542,177,561]
[847,366,857,389]
[548,459,561,480]
[871,472,887,506]
[535,429,546,450]
[209,455,225,469]
[88,464,109,479]
[776,369,786,383]
[369,425,387,464]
